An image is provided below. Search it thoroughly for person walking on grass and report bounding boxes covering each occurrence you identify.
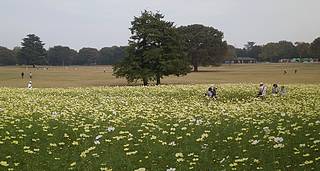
[29,72,32,79]
[257,82,267,98]
[21,72,24,79]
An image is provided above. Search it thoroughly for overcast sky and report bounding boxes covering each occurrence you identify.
[1,0,319,50]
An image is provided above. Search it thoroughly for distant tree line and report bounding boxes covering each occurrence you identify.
[0,34,128,66]
[226,39,320,62]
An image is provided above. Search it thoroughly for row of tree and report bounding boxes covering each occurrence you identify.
[227,39,320,62]
[0,35,127,66]
[1,10,319,85]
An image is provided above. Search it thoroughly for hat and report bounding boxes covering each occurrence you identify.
[259,82,263,86]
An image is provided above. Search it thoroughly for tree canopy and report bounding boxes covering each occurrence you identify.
[73,48,99,65]
[113,10,191,85]
[260,41,298,62]
[17,34,47,65]
[98,46,127,65]
[177,24,227,71]
[47,46,77,66]
[310,37,320,59]
[0,46,16,65]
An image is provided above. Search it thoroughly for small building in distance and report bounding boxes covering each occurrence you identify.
[225,57,257,64]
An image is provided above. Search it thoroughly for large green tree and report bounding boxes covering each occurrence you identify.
[310,37,320,59]
[243,42,262,60]
[17,34,47,65]
[0,47,16,65]
[113,10,191,85]
[47,46,77,66]
[177,24,227,71]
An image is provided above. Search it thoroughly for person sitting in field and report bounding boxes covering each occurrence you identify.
[279,86,286,96]
[272,84,279,95]
[257,82,267,98]
[27,81,32,89]
[206,85,217,99]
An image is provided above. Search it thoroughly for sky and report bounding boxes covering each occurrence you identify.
[1,0,319,50]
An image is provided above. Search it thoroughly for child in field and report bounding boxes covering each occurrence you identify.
[272,84,279,95]
[279,86,286,96]
[27,81,32,89]
[257,82,267,98]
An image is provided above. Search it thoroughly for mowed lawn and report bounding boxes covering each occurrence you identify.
[0,63,319,88]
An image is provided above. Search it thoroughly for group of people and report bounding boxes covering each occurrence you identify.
[257,83,286,98]
[206,83,286,99]
[21,72,33,89]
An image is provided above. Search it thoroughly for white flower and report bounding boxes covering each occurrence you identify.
[168,141,176,146]
[315,120,320,124]
[274,137,284,143]
[94,140,100,145]
[166,168,176,171]
[196,119,203,125]
[251,140,260,145]
[95,135,103,140]
[263,127,271,134]
[107,126,115,132]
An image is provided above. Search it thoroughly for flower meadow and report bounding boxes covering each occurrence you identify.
[0,84,319,171]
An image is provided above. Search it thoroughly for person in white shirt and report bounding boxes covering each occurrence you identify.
[257,82,267,98]
[27,81,32,89]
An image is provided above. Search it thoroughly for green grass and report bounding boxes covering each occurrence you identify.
[0,63,319,88]
[0,84,319,170]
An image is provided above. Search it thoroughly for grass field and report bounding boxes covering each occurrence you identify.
[0,63,319,170]
[0,63,319,88]
[0,84,319,170]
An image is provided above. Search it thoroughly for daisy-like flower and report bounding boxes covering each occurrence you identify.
[274,137,284,143]
[107,126,115,132]
[251,140,260,145]
[96,135,103,140]
[167,168,176,171]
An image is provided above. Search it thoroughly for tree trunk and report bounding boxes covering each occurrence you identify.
[156,74,161,85]
[193,65,198,72]
[143,78,148,86]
